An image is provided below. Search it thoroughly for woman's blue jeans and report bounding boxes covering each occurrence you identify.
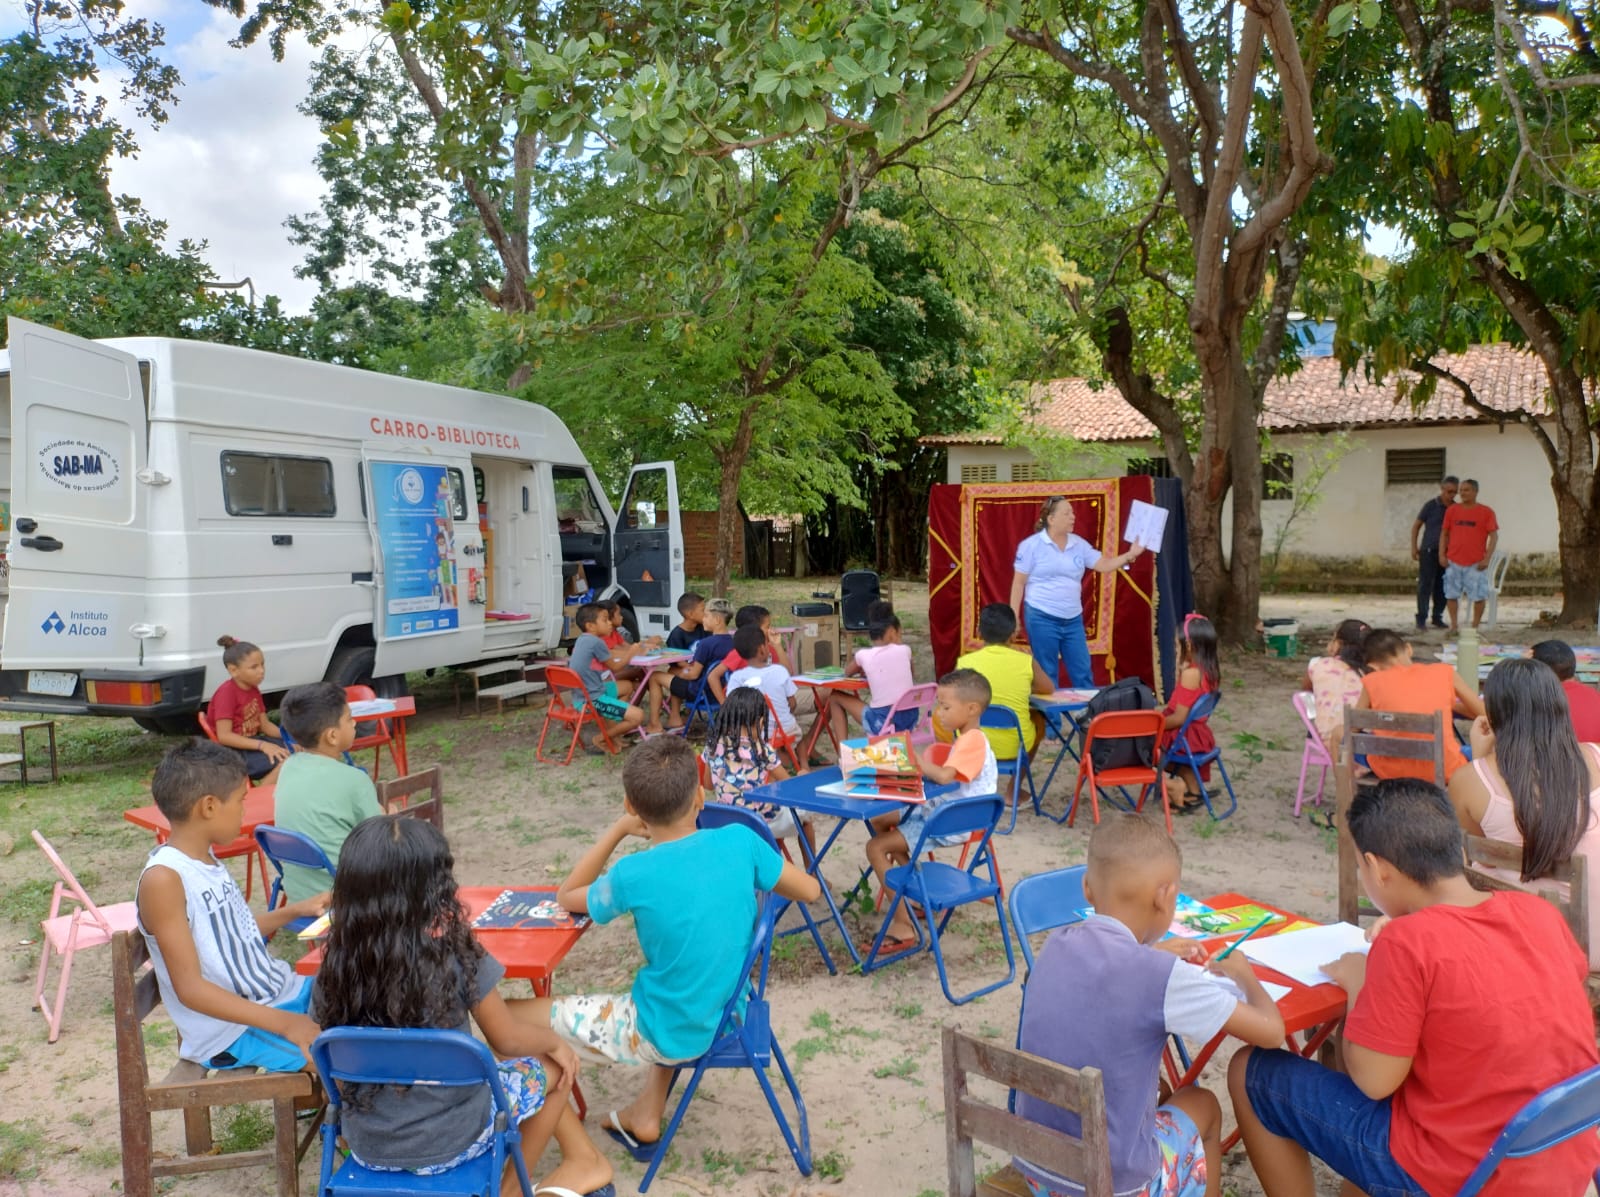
[1024,605,1093,688]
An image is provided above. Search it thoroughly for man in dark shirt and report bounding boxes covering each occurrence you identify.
[1409,475,1457,631]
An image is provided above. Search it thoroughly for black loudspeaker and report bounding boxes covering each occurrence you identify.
[840,570,882,631]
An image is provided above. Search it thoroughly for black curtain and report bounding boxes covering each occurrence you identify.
[1152,476,1194,698]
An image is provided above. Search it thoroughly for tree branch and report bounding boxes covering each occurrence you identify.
[1099,305,1195,489]
[1412,357,1560,467]
[1249,236,1305,401]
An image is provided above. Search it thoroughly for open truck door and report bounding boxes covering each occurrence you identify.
[362,454,485,679]
[2,319,150,700]
[613,461,683,639]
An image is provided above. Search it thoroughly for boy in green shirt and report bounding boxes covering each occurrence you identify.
[272,682,384,902]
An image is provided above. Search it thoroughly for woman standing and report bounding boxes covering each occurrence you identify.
[1009,495,1145,688]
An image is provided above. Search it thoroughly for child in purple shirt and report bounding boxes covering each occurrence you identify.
[1015,814,1285,1197]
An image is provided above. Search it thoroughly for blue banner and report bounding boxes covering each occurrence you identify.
[371,462,459,638]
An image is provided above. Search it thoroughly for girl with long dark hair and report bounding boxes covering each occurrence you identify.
[1160,614,1221,814]
[313,816,613,1196]
[703,685,814,852]
[1449,658,1600,968]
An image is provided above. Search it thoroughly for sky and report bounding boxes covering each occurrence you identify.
[1,0,1410,317]
[1,0,337,312]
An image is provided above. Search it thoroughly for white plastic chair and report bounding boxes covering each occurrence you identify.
[32,829,140,1042]
[1292,692,1333,817]
[1484,550,1511,628]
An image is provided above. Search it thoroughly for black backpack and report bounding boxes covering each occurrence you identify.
[1082,677,1157,771]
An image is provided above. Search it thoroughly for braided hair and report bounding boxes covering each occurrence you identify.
[704,685,769,768]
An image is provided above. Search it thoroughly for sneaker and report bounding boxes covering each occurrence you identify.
[1431,618,1448,628]
[1415,618,1427,632]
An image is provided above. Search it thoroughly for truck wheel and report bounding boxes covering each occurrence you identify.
[133,713,202,736]
[325,646,410,700]
[620,606,640,645]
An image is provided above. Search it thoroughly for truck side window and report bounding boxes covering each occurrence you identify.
[448,468,470,520]
[221,452,336,517]
[553,469,606,535]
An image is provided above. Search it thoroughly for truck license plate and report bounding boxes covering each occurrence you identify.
[27,671,77,697]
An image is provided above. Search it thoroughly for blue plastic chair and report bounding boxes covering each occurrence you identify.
[1165,691,1237,820]
[309,1026,535,1196]
[698,801,837,976]
[860,793,1016,1005]
[979,706,1036,835]
[639,895,812,1192]
[253,826,336,933]
[1454,1062,1600,1196]
[677,677,722,737]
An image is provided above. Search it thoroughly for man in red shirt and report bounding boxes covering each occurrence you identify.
[1229,779,1600,1197]
[1533,639,1600,743]
[1438,478,1499,632]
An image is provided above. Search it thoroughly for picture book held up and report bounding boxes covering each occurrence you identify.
[817,733,925,801]
[1124,500,1168,554]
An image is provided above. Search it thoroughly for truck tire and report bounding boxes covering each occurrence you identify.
[620,605,640,645]
[324,646,410,700]
[133,713,203,737]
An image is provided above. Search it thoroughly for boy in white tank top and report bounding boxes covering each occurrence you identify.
[136,740,330,1070]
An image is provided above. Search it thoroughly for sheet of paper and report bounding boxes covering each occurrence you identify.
[1124,499,1168,553]
[348,699,396,717]
[1242,921,1369,987]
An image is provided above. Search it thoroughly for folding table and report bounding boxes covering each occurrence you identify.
[1027,689,1098,806]
[792,675,867,761]
[744,767,955,969]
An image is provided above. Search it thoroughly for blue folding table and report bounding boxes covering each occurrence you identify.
[744,767,955,969]
[1027,690,1098,811]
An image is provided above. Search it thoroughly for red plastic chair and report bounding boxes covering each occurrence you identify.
[193,712,271,899]
[537,666,620,765]
[1070,711,1166,830]
[344,684,399,779]
[32,830,140,1042]
[764,695,804,773]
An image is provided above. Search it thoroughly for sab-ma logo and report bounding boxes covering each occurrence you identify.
[37,439,121,494]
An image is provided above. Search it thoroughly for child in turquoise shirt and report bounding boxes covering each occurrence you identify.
[541,736,820,1159]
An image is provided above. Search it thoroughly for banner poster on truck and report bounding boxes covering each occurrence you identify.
[371,461,460,638]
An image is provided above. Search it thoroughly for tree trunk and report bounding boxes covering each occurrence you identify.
[712,403,758,595]
[1553,480,1600,629]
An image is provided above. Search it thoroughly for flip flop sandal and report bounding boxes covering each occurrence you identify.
[602,1111,659,1163]
[864,934,919,955]
[535,1187,618,1197]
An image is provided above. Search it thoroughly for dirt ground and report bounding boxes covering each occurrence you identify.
[0,583,1567,1197]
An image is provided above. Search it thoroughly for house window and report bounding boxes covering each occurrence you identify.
[1127,457,1173,478]
[1010,462,1046,482]
[1386,447,1447,486]
[221,452,336,517]
[960,463,999,483]
[1262,452,1294,500]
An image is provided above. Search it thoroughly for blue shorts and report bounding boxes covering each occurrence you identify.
[235,747,278,780]
[898,802,967,850]
[1443,562,1491,603]
[1244,1049,1425,1197]
[863,704,919,735]
[207,978,313,1072]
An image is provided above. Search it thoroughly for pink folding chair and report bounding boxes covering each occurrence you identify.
[32,829,140,1043]
[880,683,939,747]
[1293,691,1333,816]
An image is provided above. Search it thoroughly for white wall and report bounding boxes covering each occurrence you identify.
[943,421,1558,560]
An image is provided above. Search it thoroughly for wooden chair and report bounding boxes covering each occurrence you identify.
[376,764,445,830]
[1464,835,1589,958]
[1335,709,1446,925]
[113,930,318,1197]
[943,1026,1112,1197]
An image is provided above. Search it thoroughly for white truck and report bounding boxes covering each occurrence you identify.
[0,318,685,731]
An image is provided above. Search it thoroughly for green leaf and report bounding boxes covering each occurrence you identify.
[958,0,987,27]
[1511,224,1544,248]
[1328,2,1356,37]
[1357,0,1381,28]
[1446,222,1477,239]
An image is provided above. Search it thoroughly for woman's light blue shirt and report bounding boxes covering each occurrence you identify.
[1014,530,1101,620]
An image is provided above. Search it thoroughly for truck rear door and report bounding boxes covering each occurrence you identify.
[612,461,683,639]
[2,319,148,681]
[362,454,485,676]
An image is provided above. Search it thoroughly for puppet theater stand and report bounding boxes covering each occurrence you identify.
[927,478,1194,697]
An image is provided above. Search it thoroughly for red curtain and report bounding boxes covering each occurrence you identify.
[928,479,1161,694]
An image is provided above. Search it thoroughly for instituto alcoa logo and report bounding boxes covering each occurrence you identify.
[41,610,108,636]
[41,612,64,634]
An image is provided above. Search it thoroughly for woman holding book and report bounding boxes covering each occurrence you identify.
[1010,496,1145,688]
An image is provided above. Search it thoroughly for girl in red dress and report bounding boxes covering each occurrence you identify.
[1161,614,1219,814]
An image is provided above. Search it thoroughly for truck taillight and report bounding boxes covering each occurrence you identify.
[85,681,162,707]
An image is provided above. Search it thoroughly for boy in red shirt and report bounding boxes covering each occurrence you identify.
[1438,478,1499,631]
[1532,639,1600,744]
[1229,778,1600,1197]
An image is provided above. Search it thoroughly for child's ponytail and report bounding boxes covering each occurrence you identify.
[217,635,260,668]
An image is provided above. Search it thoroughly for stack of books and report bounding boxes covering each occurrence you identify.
[819,733,925,800]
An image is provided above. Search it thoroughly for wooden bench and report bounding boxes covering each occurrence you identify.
[114,930,319,1197]
[943,1026,1112,1197]
[454,658,544,717]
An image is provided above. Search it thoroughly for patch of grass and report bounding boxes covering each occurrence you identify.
[214,1104,275,1155]
[978,1022,1005,1039]
[78,1143,122,1170]
[871,1055,919,1083]
[814,1149,848,1181]
[142,1020,176,1050]
[700,1147,749,1177]
[0,1120,44,1180]
[0,1044,21,1075]
[1194,817,1220,840]
[0,877,60,928]
[807,1008,833,1031]
[892,1000,923,1019]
